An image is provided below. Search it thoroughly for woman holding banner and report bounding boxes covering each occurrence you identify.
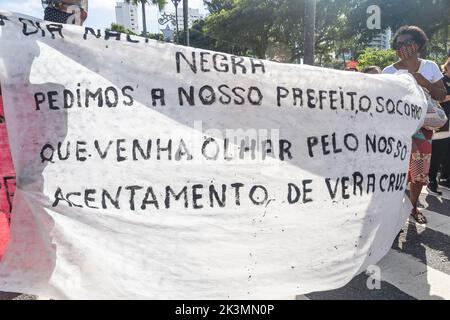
[383,26,447,224]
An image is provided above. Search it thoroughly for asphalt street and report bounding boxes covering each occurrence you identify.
[300,186,450,300]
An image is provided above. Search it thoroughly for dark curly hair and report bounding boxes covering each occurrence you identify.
[392,25,429,53]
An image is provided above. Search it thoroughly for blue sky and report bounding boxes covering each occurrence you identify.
[0,0,208,33]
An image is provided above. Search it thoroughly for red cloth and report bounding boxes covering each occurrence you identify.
[0,213,9,259]
[0,94,15,258]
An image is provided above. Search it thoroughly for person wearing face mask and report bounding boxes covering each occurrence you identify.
[383,26,447,224]
[430,58,450,192]
[43,0,88,25]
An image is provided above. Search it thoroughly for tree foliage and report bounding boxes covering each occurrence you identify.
[195,0,449,64]
[346,0,450,43]
[428,25,450,65]
[178,20,251,56]
[110,23,138,35]
[203,0,280,58]
[201,0,359,61]
[357,48,398,70]
[125,0,167,9]
[203,0,234,14]
[110,23,163,40]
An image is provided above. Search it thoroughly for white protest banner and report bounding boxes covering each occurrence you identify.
[0,11,427,299]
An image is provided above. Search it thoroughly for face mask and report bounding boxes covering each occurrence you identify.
[395,42,419,61]
[44,3,86,26]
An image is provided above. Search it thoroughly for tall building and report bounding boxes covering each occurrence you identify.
[177,8,205,29]
[369,28,392,50]
[115,2,140,34]
[165,7,206,31]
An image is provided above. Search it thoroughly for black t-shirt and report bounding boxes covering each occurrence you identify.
[442,74,450,109]
[439,74,450,132]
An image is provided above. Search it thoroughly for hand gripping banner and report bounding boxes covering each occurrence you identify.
[0,11,427,299]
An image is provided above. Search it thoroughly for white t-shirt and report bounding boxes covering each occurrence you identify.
[383,59,448,139]
[383,59,443,83]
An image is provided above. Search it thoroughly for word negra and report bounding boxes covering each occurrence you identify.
[176,51,265,75]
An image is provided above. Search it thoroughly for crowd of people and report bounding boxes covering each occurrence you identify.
[0,2,450,261]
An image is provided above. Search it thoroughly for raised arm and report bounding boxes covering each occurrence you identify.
[412,73,447,101]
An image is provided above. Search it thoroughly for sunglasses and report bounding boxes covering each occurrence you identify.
[393,39,417,50]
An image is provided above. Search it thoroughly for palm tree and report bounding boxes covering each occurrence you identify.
[125,0,167,36]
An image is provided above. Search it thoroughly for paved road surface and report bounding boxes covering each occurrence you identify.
[1,187,449,300]
[299,186,450,300]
